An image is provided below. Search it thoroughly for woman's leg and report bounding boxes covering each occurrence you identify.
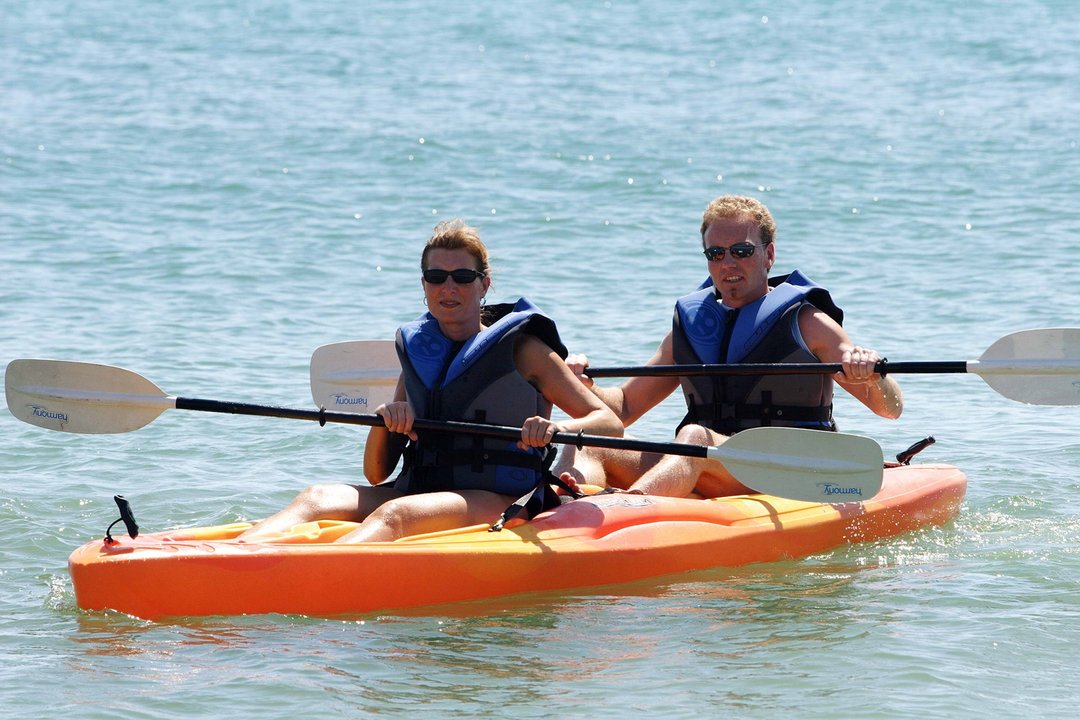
[239,483,404,539]
[336,489,516,543]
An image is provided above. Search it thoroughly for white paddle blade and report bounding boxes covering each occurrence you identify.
[5,359,174,434]
[972,328,1080,405]
[709,427,884,503]
[310,340,400,412]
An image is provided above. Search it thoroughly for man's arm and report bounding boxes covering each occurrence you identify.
[799,306,903,419]
[567,331,682,428]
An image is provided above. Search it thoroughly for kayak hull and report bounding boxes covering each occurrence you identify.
[68,463,966,619]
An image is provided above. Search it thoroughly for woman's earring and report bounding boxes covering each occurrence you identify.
[480,296,487,306]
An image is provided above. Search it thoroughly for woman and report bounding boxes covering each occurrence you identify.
[242,220,622,542]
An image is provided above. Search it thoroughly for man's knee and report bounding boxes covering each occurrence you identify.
[674,423,714,446]
[557,446,606,484]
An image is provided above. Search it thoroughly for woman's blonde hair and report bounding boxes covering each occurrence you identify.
[421,219,491,275]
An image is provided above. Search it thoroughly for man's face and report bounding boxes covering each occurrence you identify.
[702,217,774,307]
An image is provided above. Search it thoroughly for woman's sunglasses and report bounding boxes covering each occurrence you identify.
[422,268,486,284]
[702,242,769,262]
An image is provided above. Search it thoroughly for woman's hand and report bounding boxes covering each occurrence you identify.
[518,415,561,450]
[375,401,417,441]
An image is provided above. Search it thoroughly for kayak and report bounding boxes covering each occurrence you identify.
[68,462,966,619]
[70,464,966,619]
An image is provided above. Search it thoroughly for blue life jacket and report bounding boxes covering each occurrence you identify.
[393,297,566,503]
[671,270,843,434]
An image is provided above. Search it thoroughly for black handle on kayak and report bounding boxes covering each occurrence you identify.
[105,494,140,543]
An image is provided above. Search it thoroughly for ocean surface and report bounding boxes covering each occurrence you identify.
[3,1,1079,717]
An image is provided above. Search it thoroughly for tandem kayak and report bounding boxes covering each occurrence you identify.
[68,462,966,619]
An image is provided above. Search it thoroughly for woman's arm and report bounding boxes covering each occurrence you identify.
[363,376,413,483]
[514,334,624,445]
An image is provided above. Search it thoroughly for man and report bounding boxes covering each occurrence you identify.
[557,195,902,498]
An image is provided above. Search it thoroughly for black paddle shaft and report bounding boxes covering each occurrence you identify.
[585,361,970,378]
[173,397,709,458]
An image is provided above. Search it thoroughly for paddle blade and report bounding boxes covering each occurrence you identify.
[5,359,173,434]
[973,328,1080,405]
[310,340,400,412]
[709,427,884,503]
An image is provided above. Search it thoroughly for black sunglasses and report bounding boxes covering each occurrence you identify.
[702,241,769,262]
[423,268,486,284]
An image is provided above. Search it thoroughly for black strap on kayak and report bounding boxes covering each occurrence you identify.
[488,445,582,532]
[895,436,936,465]
[488,485,541,532]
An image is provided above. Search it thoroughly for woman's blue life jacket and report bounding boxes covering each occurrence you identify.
[391,297,568,511]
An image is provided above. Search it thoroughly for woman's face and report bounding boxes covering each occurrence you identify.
[422,247,490,333]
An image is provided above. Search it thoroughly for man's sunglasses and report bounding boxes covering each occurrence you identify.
[702,242,769,262]
[422,268,486,284]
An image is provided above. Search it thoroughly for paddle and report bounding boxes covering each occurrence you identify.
[309,328,1080,406]
[5,358,884,503]
[586,327,1080,404]
[309,340,399,412]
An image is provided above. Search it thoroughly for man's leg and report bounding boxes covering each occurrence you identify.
[627,425,753,498]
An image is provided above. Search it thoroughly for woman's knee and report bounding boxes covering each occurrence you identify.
[363,497,411,536]
[294,483,355,513]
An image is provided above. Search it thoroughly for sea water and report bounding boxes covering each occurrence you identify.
[2,1,1078,717]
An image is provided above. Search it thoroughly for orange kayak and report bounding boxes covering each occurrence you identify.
[68,463,966,619]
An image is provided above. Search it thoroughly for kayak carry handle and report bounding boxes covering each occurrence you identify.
[105,495,140,543]
[895,436,936,466]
